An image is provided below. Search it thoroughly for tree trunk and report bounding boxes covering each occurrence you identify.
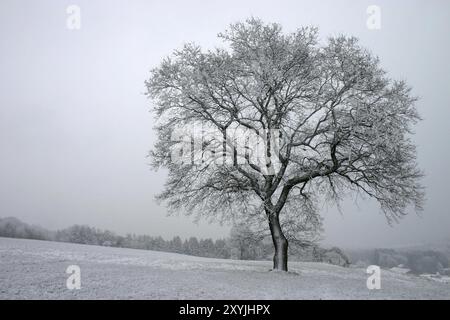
[268,213,288,271]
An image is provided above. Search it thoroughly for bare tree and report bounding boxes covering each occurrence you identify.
[145,18,424,271]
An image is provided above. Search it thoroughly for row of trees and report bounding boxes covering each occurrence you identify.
[0,217,233,259]
[117,234,231,259]
[0,217,277,260]
[0,217,49,240]
[1,217,344,263]
[347,247,450,275]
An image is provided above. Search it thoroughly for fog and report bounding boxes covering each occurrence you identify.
[0,0,449,248]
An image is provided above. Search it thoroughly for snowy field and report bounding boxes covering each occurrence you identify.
[0,237,449,299]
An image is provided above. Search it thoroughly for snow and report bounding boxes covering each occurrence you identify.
[0,237,449,299]
[420,274,450,284]
[390,267,411,274]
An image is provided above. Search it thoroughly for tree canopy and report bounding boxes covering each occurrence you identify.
[146,18,424,270]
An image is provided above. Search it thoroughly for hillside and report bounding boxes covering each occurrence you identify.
[1,237,449,299]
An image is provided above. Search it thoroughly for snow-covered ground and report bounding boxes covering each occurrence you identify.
[0,237,449,299]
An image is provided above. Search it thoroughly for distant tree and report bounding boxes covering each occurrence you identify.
[199,238,215,257]
[97,229,118,246]
[153,236,166,251]
[0,217,52,240]
[407,250,449,274]
[115,235,125,248]
[146,18,424,271]
[56,225,99,245]
[170,236,183,253]
[184,237,200,256]
[214,239,230,259]
[2,222,16,238]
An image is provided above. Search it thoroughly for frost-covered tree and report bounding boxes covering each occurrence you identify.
[170,236,183,253]
[146,18,424,271]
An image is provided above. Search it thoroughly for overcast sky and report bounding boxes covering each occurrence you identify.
[0,0,449,248]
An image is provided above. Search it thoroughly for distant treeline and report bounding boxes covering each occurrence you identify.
[347,247,450,275]
[4,217,448,275]
[0,217,233,259]
[0,217,50,241]
[0,217,353,266]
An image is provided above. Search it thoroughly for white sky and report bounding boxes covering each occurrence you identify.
[0,0,449,248]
